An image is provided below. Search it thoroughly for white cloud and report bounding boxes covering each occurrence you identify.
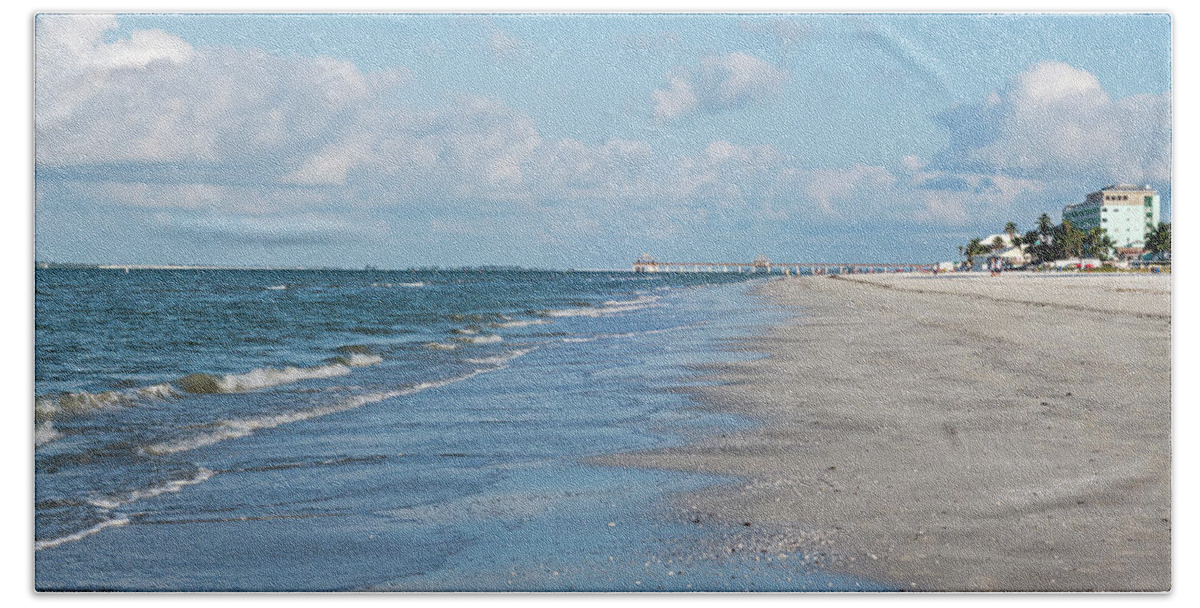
[651,75,697,122]
[35,15,194,125]
[652,52,787,121]
[283,138,371,186]
[36,15,381,166]
[935,61,1170,186]
[37,17,1082,242]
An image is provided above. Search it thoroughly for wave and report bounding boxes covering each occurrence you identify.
[560,322,710,344]
[35,516,130,551]
[463,347,537,366]
[88,468,215,510]
[543,295,661,318]
[331,352,384,367]
[35,351,383,428]
[265,285,288,290]
[372,282,424,288]
[174,353,381,395]
[35,383,180,421]
[489,319,552,328]
[35,421,62,447]
[455,334,502,345]
[427,342,458,350]
[144,369,490,456]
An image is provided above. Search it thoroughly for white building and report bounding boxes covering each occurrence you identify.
[978,233,1030,265]
[1062,184,1160,249]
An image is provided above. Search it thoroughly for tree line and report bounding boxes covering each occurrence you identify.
[960,215,1171,267]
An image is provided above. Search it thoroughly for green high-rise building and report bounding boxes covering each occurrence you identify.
[1063,184,1160,250]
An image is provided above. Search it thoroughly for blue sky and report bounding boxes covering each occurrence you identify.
[34,13,1171,268]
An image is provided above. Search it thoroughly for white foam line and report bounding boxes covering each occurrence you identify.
[455,334,502,344]
[490,319,552,328]
[463,347,538,366]
[213,363,352,393]
[88,468,216,510]
[544,295,662,318]
[561,322,709,344]
[35,383,180,420]
[144,369,492,456]
[35,517,131,551]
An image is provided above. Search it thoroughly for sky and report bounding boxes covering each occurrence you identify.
[33,12,1172,268]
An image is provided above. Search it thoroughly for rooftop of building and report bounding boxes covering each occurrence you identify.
[1097,183,1156,192]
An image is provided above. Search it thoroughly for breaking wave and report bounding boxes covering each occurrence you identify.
[489,319,552,328]
[463,347,537,366]
[543,295,661,318]
[144,369,491,456]
[455,334,502,344]
[34,349,384,435]
[174,353,381,395]
[35,383,180,421]
[372,282,424,288]
[35,421,62,447]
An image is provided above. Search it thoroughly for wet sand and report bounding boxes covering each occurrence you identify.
[606,273,1171,591]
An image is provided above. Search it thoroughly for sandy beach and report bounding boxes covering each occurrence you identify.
[607,273,1171,591]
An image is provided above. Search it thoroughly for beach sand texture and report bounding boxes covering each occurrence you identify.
[608,273,1170,591]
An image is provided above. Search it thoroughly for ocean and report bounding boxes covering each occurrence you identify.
[34,268,889,591]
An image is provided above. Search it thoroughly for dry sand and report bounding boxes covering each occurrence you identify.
[607,272,1171,592]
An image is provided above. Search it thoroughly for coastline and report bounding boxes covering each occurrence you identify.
[604,272,1171,591]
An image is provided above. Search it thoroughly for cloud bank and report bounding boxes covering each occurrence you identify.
[35,16,1169,265]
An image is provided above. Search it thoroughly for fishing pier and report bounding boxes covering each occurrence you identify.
[632,254,934,276]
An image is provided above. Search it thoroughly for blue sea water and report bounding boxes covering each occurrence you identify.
[34,268,891,591]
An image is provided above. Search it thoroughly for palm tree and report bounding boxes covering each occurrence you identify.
[1020,230,1043,264]
[1004,222,1018,240]
[963,238,987,268]
[1055,219,1084,260]
[1085,227,1114,261]
[1037,213,1054,238]
[1146,222,1171,255]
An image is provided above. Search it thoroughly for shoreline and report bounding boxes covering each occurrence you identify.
[604,273,1171,591]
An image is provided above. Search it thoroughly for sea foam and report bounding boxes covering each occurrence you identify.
[463,347,537,366]
[489,319,552,328]
[455,334,503,344]
[543,295,661,318]
[35,383,180,421]
[173,353,381,395]
[144,369,490,456]
[35,421,62,447]
[88,468,216,510]
[35,516,131,551]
